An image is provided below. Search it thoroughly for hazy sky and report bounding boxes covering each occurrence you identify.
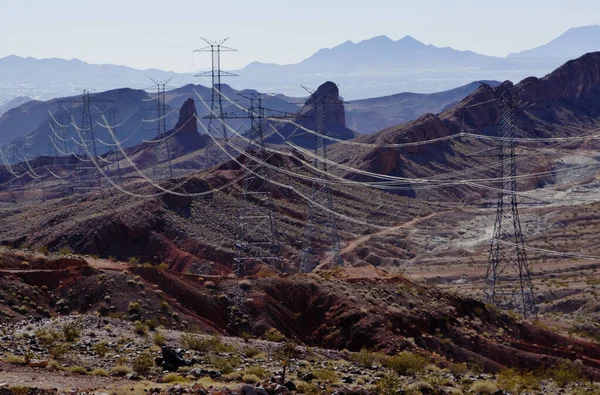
[1,0,599,72]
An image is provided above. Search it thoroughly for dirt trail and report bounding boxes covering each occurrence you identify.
[0,361,122,390]
[314,211,441,271]
[341,211,439,255]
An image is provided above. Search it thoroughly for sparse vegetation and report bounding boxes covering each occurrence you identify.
[132,351,154,375]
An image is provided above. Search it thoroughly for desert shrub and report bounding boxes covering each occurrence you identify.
[296,381,320,394]
[351,347,376,368]
[110,364,133,376]
[58,247,73,256]
[145,319,158,330]
[210,355,241,374]
[153,330,166,346]
[244,347,260,358]
[134,320,147,335]
[245,365,267,379]
[8,387,29,395]
[238,279,252,289]
[377,371,400,395]
[497,369,540,394]
[212,335,235,353]
[93,341,108,357]
[49,343,69,359]
[133,351,154,375]
[382,351,428,375]
[47,360,62,370]
[91,368,109,376]
[62,319,82,342]
[242,374,261,384]
[471,380,498,394]
[5,354,26,365]
[545,361,586,386]
[264,327,285,342]
[180,333,211,352]
[179,333,233,353]
[162,373,187,383]
[35,328,63,346]
[274,340,299,361]
[127,302,141,313]
[158,262,169,270]
[240,330,252,342]
[314,369,339,383]
[37,245,49,255]
[68,365,87,375]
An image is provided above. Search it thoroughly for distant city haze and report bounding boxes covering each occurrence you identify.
[1,0,599,72]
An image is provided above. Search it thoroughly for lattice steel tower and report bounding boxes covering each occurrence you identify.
[150,78,174,179]
[194,38,237,166]
[299,91,343,272]
[232,93,280,275]
[485,92,536,317]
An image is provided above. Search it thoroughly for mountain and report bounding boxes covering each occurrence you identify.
[0,96,31,117]
[0,55,189,102]
[286,35,499,71]
[509,25,600,59]
[0,79,494,155]
[234,36,512,98]
[345,80,501,134]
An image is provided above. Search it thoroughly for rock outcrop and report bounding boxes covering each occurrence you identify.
[265,81,357,148]
[167,98,209,156]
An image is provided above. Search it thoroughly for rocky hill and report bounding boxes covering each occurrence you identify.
[328,51,600,199]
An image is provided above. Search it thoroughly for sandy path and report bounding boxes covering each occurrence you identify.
[0,361,122,390]
[340,211,440,255]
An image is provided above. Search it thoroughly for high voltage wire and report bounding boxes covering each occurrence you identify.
[205,90,600,189]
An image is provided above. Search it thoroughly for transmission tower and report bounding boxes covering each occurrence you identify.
[233,93,301,275]
[149,78,174,180]
[106,108,123,184]
[299,89,343,272]
[484,92,536,318]
[194,38,237,166]
[59,90,112,192]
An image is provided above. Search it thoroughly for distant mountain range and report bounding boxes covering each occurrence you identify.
[0,77,506,158]
[0,25,599,103]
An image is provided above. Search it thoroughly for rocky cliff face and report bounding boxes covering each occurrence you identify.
[265,81,357,148]
[168,98,209,156]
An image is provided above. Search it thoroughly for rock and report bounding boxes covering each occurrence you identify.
[301,372,315,382]
[341,375,354,384]
[28,359,48,368]
[160,345,190,371]
[126,372,141,380]
[189,368,222,378]
[273,385,290,395]
[241,385,269,395]
[283,381,296,391]
[265,81,356,149]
